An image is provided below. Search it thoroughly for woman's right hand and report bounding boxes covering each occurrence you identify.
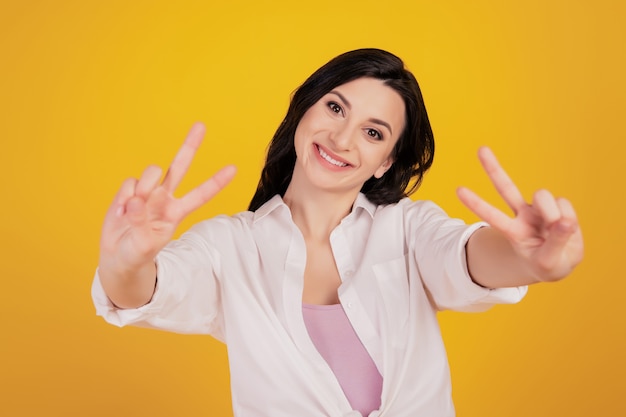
[97,123,236,308]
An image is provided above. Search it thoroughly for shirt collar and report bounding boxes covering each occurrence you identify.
[252,194,288,223]
[252,193,377,224]
[352,192,377,218]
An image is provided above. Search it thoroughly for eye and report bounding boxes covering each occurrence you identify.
[366,128,383,140]
[327,101,344,115]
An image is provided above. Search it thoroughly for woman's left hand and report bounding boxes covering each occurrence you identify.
[456,147,584,282]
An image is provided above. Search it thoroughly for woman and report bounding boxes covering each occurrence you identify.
[93,49,583,417]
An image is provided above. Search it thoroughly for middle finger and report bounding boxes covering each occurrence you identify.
[162,122,206,193]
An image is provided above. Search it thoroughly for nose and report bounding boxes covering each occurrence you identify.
[330,123,357,151]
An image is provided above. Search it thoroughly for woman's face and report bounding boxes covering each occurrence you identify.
[292,77,406,195]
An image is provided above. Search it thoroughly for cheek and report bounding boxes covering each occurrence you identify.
[298,104,329,132]
[367,144,395,165]
[294,122,306,149]
[293,111,322,151]
[293,120,311,160]
[294,113,310,142]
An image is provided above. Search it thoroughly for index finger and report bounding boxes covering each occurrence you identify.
[162,122,206,192]
[478,146,526,214]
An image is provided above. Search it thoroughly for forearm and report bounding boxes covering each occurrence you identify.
[97,259,157,309]
[465,226,540,288]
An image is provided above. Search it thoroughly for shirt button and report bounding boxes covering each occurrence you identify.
[345,270,354,277]
[347,302,354,309]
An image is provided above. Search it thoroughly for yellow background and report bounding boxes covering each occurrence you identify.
[1,0,624,416]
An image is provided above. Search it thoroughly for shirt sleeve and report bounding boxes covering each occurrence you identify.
[91,221,225,341]
[405,200,528,312]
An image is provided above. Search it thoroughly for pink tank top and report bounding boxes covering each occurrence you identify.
[302,303,382,416]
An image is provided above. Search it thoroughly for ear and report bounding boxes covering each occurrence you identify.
[374,157,394,179]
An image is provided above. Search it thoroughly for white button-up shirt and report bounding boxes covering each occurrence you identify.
[92,193,527,417]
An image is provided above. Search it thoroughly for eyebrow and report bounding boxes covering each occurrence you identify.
[329,90,393,136]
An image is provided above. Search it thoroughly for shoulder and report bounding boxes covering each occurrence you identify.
[181,211,255,245]
[183,195,291,243]
[373,197,449,220]
[368,197,470,243]
[353,193,443,218]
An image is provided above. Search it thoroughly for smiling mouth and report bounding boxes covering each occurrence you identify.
[316,145,349,167]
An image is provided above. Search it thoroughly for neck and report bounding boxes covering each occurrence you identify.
[283,183,358,241]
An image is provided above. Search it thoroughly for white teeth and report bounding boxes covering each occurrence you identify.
[318,146,347,167]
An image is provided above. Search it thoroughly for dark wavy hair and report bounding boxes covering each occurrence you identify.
[248,48,434,211]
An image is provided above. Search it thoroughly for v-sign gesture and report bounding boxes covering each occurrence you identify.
[98,123,236,308]
[457,147,584,288]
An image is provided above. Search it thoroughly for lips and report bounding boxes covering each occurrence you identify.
[315,144,351,168]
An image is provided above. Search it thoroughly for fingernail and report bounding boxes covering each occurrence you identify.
[557,220,576,233]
